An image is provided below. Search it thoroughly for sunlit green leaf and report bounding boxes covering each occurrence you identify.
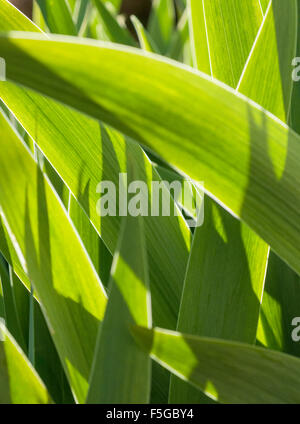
[36,0,77,35]
[133,326,300,404]
[0,322,51,404]
[0,111,107,403]
[87,213,151,403]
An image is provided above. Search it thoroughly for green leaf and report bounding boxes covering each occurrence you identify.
[10,270,74,403]
[74,0,89,33]
[190,0,262,85]
[87,212,151,403]
[0,257,26,351]
[130,15,158,53]
[148,0,175,53]
[1,86,190,330]
[133,326,300,404]
[0,110,107,403]
[92,0,134,45]
[237,0,297,125]
[166,9,190,61]
[0,4,191,333]
[259,0,270,14]
[0,8,188,403]
[32,0,48,31]
[0,272,4,319]
[69,194,112,287]
[0,216,31,295]
[257,253,300,356]
[169,197,269,402]
[188,0,210,73]
[67,0,77,13]
[172,0,269,402]
[36,0,77,35]
[1,33,300,277]
[0,0,40,32]
[236,0,300,358]
[155,165,203,223]
[107,0,122,13]
[36,145,70,209]
[0,322,51,404]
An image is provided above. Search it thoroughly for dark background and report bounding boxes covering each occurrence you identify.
[9,0,152,23]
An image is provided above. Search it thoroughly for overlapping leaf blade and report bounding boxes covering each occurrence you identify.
[0,258,26,351]
[92,0,134,45]
[0,322,51,404]
[0,111,107,403]
[69,194,112,287]
[259,0,270,14]
[36,0,77,35]
[9,270,74,403]
[190,0,262,85]
[170,0,269,403]
[237,0,300,357]
[87,212,151,403]
[0,0,299,406]
[1,33,300,277]
[238,0,297,124]
[133,326,300,404]
[170,198,269,402]
[0,2,191,332]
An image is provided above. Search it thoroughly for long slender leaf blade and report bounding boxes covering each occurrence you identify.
[36,0,77,35]
[0,216,31,294]
[257,253,300,357]
[131,15,158,53]
[0,0,40,32]
[148,0,175,53]
[238,1,297,123]
[1,42,187,404]
[87,213,151,403]
[37,146,70,209]
[0,3,191,332]
[237,0,300,357]
[74,0,89,33]
[171,0,270,403]
[0,111,107,403]
[0,281,4,320]
[92,0,134,45]
[190,0,262,86]
[0,258,26,351]
[11,270,74,403]
[1,86,190,329]
[166,10,190,62]
[1,34,300,276]
[188,0,210,73]
[0,322,51,404]
[170,198,269,402]
[133,326,300,404]
[260,0,270,14]
[69,194,112,287]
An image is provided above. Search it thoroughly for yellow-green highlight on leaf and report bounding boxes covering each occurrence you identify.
[190,0,262,86]
[236,0,300,361]
[87,213,151,403]
[172,0,270,403]
[259,0,270,14]
[36,0,77,35]
[133,326,300,404]
[0,322,51,404]
[131,15,158,53]
[237,0,297,127]
[169,197,269,402]
[0,110,107,403]
[1,34,300,278]
[0,2,191,332]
